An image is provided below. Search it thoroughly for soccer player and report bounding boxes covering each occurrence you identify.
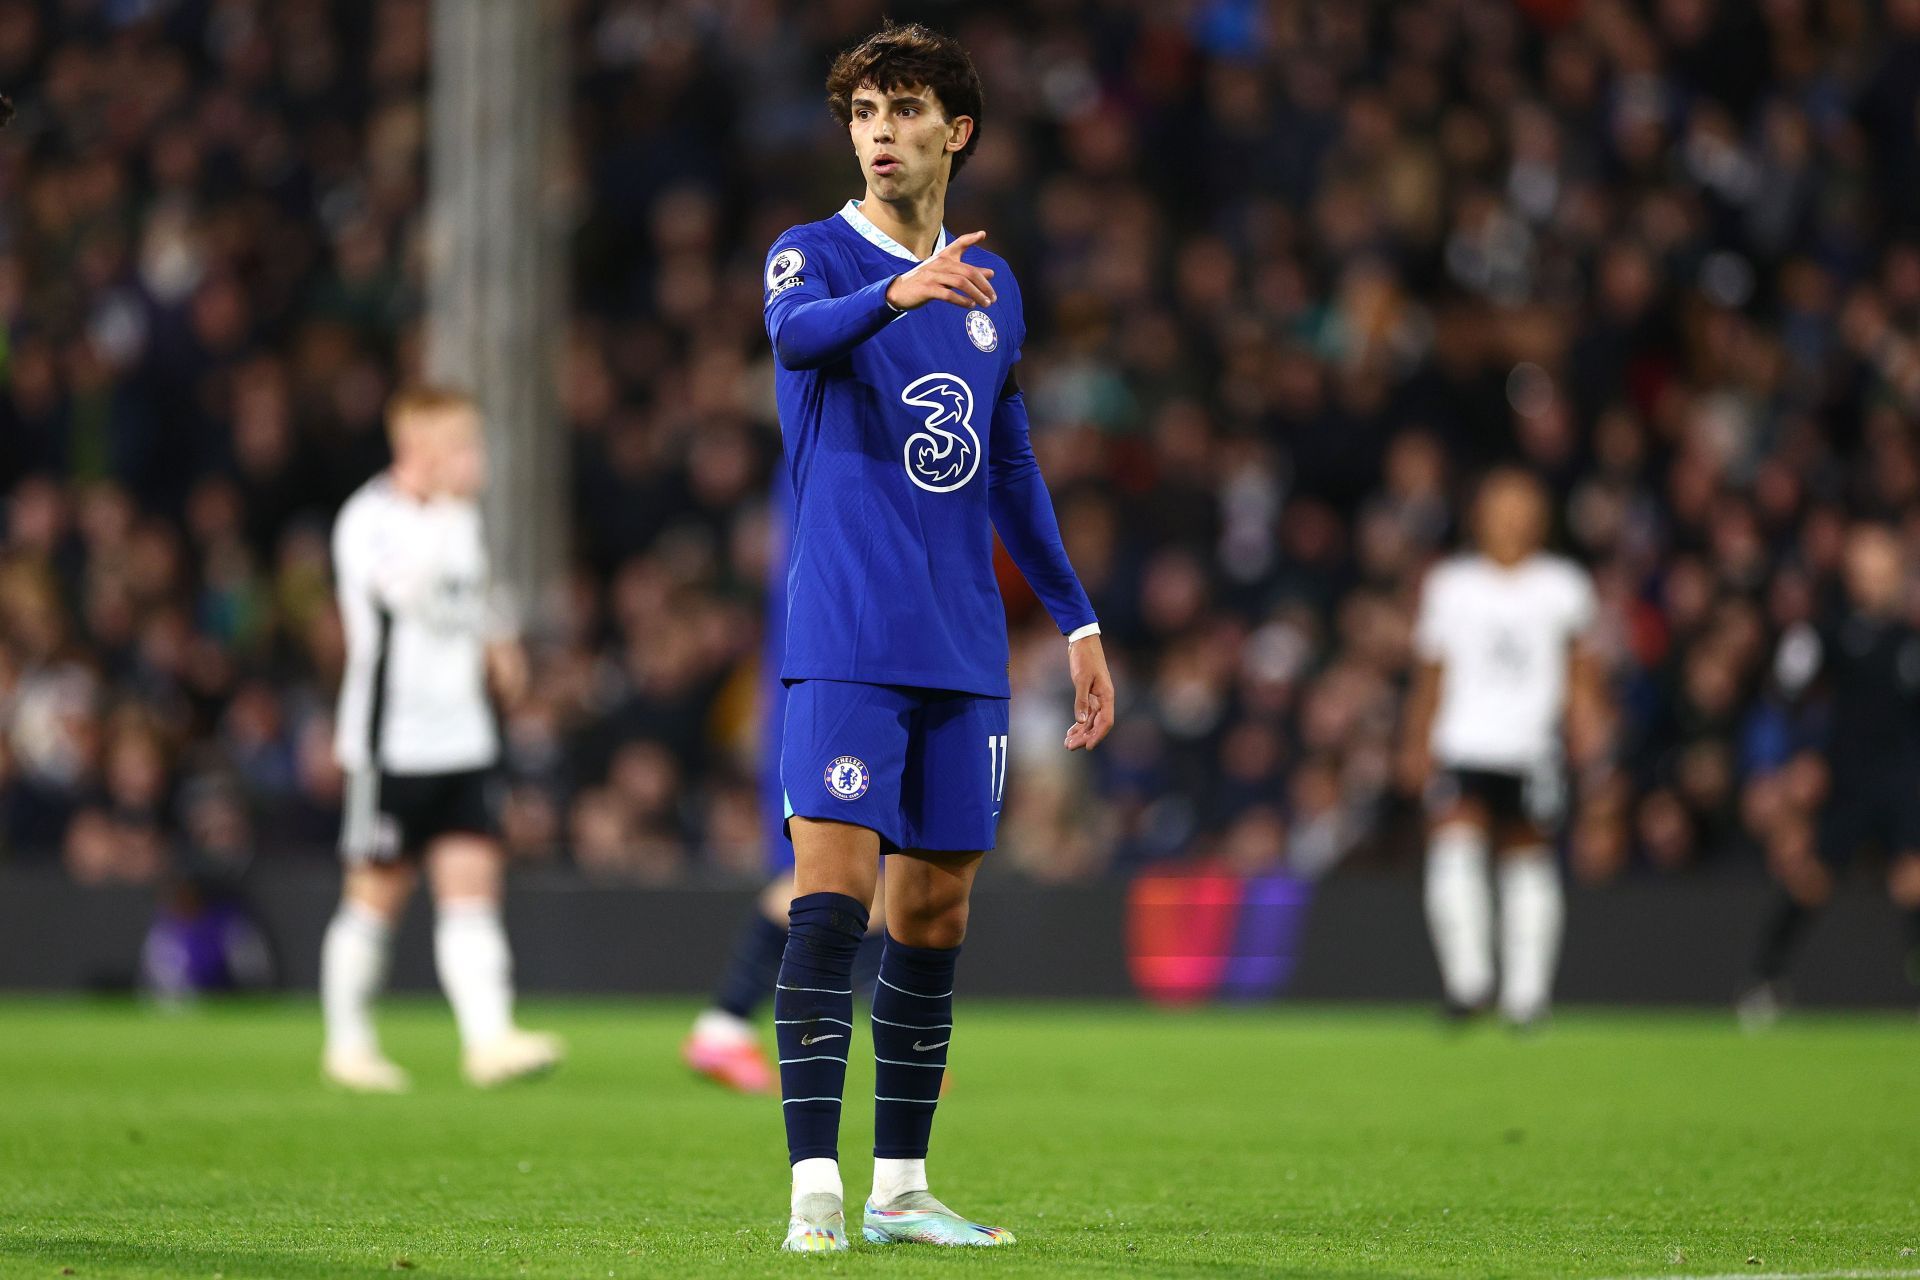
[1399,469,1603,1029]
[760,22,1114,1252]
[1741,523,1920,1023]
[321,386,563,1092]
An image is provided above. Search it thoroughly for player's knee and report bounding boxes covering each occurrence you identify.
[1427,822,1487,869]
[428,837,503,903]
[892,902,968,950]
[1494,838,1551,864]
[344,863,416,921]
[1430,806,1488,840]
[1786,859,1833,907]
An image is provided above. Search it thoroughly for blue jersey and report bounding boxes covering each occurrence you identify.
[764,201,1095,697]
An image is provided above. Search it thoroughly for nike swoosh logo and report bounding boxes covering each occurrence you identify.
[800,1033,844,1046]
[912,1039,949,1052]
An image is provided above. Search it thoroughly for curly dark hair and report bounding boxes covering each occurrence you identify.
[825,21,983,181]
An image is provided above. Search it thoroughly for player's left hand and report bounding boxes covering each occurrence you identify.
[1065,633,1115,751]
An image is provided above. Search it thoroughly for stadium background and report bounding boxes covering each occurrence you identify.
[3,0,1920,1002]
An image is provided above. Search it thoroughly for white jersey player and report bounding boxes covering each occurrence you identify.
[1398,468,1603,1027]
[320,386,562,1092]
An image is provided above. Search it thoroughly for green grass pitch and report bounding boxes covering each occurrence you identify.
[1,999,1917,1279]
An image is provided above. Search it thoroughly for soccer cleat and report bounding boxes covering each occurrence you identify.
[463,1028,565,1088]
[682,1013,777,1095]
[782,1192,850,1252]
[323,1046,411,1094]
[862,1191,1016,1247]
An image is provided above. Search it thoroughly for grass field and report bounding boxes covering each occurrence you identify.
[1,999,1917,1279]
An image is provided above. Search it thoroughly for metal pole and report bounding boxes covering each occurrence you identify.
[425,0,568,636]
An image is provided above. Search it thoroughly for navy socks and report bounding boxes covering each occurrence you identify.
[776,892,869,1163]
[1755,895,1813,982]
[714,912,788,1020]
[871,934,958,1160]
[775,896,964,1165]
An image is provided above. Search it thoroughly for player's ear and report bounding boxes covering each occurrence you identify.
[946,115,974,153]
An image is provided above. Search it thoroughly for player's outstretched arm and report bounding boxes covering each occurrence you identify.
[766,274,898,371]
[1065,632,1115,752]
[884,230,996,311]
[764,231,995,371]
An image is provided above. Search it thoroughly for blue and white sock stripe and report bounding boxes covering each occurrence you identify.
[876,974,952,998]
[869,1015,951,1030]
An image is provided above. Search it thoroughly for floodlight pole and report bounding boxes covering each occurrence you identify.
[425,0,569,637]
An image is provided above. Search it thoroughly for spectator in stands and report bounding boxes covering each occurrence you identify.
[4,0,1920,894]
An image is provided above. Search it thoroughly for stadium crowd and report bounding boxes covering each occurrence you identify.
[4,0,1920,892]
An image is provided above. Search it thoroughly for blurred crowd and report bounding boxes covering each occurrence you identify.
[4,0,1920,891]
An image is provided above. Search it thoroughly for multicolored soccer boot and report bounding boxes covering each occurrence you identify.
[862,1191,1016,1247]
[782,1192,850,1253]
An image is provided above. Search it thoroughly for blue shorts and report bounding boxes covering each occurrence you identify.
[781,679,1011,854]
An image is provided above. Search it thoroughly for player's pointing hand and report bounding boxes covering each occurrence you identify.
[885,230,998,312]
[1065,632,1116,752]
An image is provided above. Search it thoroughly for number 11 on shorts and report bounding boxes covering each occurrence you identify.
[986,733,1009,808]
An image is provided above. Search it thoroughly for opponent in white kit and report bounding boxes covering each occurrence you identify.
[1399,468,1606,1028]
[322,386,563,1091]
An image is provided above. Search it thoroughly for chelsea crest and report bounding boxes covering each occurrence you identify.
[965,309,997,352]
[824,755,870,801]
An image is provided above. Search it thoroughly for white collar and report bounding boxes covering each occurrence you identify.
[838,199,948,262]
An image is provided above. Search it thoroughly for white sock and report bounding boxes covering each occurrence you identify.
[691,1008,757,1046]
[792,1157,841,1210]
[434,897,515,1049]
[872,1157,927,1206]
[321,902,393,1058]
[1498,850,1564,1023]
[1424,823,1494,1007]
